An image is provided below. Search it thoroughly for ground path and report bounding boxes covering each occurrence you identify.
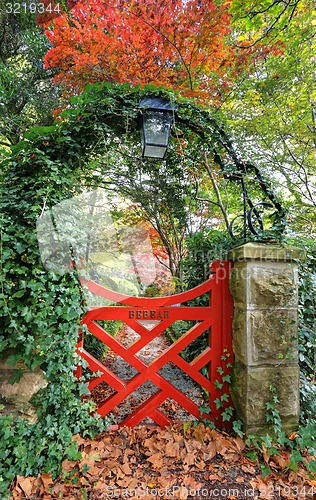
[90,321,204,425]
[12,423,315,499]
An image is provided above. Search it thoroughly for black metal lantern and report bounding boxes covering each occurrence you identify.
[139,97,178,159]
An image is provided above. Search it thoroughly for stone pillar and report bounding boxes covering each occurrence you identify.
[0,360,47,424]
[228,243,304,435]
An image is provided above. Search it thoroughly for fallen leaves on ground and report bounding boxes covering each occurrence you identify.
[11,424,316,499]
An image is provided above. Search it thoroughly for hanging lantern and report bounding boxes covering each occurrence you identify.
[139,97,177,159]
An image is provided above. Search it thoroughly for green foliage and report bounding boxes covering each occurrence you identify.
[196,403,216,429]
[225,3,316,231]
[0,400,105,496]
[196,348,234,428]
[212,349,234,424]
[144,284,160,297]
[181,228,232,298]
[0,1,62,151]
[84,320,123,360]
[229,0,311,45]
[244,387,316,478]
[0,86,123,492]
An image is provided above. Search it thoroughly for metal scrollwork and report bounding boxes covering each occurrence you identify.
[176,109,286,240]
[229,201,276,239]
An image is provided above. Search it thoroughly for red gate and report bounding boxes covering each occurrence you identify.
[76,260,234,428]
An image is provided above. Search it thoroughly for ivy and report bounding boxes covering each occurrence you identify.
[0,83,190,493]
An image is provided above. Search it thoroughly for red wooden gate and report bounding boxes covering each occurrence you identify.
[76,260,234,428]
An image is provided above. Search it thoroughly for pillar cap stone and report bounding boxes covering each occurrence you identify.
[227,242,305,263]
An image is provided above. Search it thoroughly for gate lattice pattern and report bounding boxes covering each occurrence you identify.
[76,261,234,428]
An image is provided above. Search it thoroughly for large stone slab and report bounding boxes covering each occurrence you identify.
[227,242,305,263]
[0,360,47,423]
[229,262,298,309]
[232,309,298,365]
[230,362,300,435]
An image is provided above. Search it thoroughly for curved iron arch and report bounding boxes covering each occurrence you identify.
[173,107,286,239]
[10,82,286,240]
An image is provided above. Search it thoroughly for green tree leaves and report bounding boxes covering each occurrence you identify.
[224,3,316,232]
[0,0,62,154]
[229,0,310,46]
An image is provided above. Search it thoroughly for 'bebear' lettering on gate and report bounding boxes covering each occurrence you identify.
[129,310,169,319]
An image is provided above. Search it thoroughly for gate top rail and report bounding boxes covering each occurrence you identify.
[80,261,225,306]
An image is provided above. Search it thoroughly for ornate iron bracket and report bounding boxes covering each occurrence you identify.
[229,201,275,239]
[157,104,286,240]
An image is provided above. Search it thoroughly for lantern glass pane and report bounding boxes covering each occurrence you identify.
[144,110,171,146]
[143,145,167,158]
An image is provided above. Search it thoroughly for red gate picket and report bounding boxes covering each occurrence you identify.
[76,260,234,428]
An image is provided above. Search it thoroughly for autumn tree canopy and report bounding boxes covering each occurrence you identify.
[41,0,258,103]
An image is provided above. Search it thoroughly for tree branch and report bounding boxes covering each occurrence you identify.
[126,8,193,91]
[203,151,230,230]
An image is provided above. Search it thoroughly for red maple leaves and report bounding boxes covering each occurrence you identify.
[40,0,256,104]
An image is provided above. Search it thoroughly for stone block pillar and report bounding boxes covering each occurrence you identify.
[228,243,304,435]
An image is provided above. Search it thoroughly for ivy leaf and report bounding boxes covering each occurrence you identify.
[79,383,90,396]
[12,290,26,298]
[260,464,271,478]
[65,443,82,461]
[8,368,24,385]
[262,434,273,448]
[246,450,258,462]
[307,460,316,474]
[214,398,222,409]
[288,450,305,471]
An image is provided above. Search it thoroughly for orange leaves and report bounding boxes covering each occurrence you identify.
[41,0,256,104]
[10,424,316,499]
[15,476,35,498]
[13,474,54,499]
[147,452,164,468]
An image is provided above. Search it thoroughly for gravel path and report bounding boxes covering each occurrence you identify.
[92,321,204,425]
